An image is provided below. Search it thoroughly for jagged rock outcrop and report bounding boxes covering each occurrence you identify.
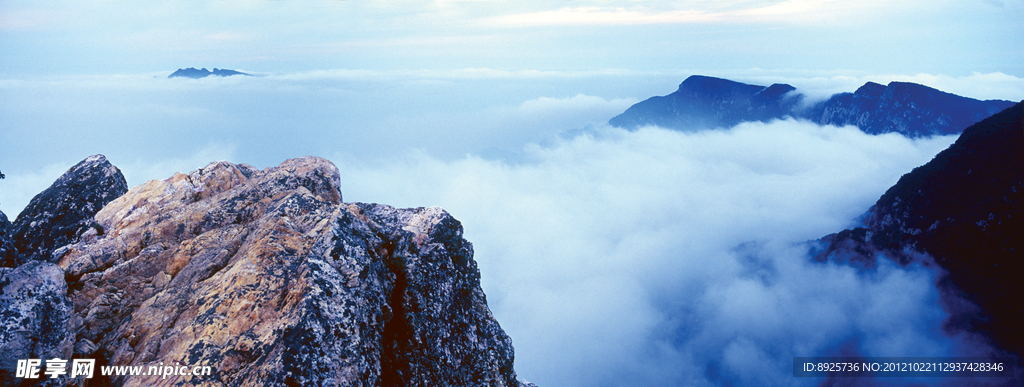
[4,155,128,267]
[0,156,525,386]
[815,101,1024,358]
[358,204,517,386]
[608,75,802,130]
[609,75,1014,136]
[168,68,249,79]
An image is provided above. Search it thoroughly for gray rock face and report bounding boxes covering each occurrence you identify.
[4,156,526,386]
[6,155,128,267]
[0,260,75,386]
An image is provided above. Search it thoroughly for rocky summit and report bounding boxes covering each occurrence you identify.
[2,155,128,268]
[0,156,530,386]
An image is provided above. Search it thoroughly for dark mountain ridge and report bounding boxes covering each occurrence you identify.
[805,80,1014,136]
[815,101,1024,361]
[610,75,1015,137]
[608,75,802,130]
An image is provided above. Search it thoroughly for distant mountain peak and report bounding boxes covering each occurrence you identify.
[610,75,1015,137]
[806,80,1014,136]
[675,75,774,98]
[607,75,802,130]
[679,74,745,88]
[858,80,885,89]
[168,67,250,79]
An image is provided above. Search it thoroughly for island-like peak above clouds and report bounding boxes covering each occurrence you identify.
[168,67,250,79]
[610,75,1015,137]
[804,80,1016,136]
[608,75,802,131]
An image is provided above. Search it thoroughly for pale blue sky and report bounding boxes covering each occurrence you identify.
[2,0,1022,76]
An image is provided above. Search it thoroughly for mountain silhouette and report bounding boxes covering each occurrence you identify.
[168,67,250,79]
[610,75,1014,136]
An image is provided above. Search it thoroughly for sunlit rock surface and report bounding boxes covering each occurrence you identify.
[3,156,526,386]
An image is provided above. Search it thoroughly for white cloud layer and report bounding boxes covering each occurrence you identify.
[0,69,1018,386]
[335,121,981,386]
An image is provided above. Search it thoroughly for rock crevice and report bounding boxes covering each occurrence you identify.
[1,155,527,387]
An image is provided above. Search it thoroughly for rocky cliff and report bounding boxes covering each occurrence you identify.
[815,102,1024,359]
[609,75,1014,136]
[1,156,529,386]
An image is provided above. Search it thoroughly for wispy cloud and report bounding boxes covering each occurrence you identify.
[480,1,898,27]
[0,8,61,31]
[483,7,719,27]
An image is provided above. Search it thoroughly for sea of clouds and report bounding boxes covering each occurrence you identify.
[337,121,995,386]
[2,70,1021,386]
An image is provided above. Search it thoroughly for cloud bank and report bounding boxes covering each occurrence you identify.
[335,121,988,386]
[2,69,1020,386]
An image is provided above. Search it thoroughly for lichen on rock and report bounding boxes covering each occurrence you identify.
[0,260,75,386]
[0,155,526,386]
